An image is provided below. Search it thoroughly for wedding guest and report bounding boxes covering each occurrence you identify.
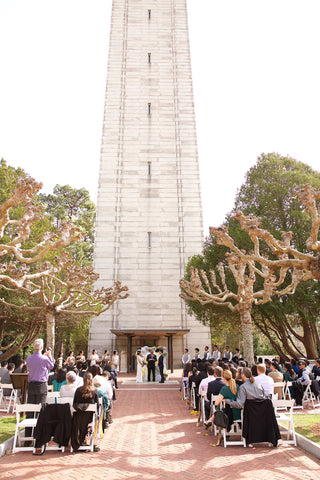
[60,370,77,398]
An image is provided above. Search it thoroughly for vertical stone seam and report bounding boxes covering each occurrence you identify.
[171,0,186,329]
[111,0,129,332]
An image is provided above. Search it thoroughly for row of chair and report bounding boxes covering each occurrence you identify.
[12,398,99,454]
[0,383,18,414]
[184,380,297,448]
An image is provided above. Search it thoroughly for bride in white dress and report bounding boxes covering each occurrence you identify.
[136,350,144,383]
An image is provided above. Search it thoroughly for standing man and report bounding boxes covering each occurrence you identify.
[223,346,232,362]
[147,349,157,382]
[194,348,200,360]
[203,346,211,361]
[182,348,191,368]
[25,338,54,443]
[26,338,54,405]
[158,348,165,383]
[212,345,221,362]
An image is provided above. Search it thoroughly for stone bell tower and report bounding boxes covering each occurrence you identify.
[89,0,210,370]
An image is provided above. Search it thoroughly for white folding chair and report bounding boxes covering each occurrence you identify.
[190,382,197,411]
[273,399,296,446]
[70,404,97,453]
[57,396,74,405]
[302,382,320,408]
[12,403,42,453]
[182,378,188,402]
[197,391,206,426]
[219,401,245,448]
[209,395,219,436]
[0,383,18,413]
[273,382,286,402]
[47,391,60,404]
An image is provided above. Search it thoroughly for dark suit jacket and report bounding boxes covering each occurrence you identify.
[207,377,225,401]
[158,354,164,369]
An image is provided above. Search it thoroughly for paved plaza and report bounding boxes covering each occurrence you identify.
[1,373,320,480]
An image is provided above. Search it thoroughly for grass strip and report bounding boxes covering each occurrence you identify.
[293,414,320,444]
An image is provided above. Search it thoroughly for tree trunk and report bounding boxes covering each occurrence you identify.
[240,308,254,366]
[46,310,55,352]
[301,317,318,359]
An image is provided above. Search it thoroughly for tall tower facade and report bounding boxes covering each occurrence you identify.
[89,0,210,369]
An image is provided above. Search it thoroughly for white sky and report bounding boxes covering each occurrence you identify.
[0,0,320,234]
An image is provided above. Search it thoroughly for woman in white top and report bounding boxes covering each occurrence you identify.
[59,371,77,398]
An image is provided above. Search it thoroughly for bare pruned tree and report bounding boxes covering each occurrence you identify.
[0,177,128,355]
[181,184,320,364]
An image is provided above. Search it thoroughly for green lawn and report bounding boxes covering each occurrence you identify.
[293,414,320,444]
[0,416,16,444]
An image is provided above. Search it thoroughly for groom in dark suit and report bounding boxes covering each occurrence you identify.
[147,349,157,382]
[158,348,165,383]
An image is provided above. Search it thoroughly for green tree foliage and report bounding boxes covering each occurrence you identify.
[183,153,320,359]
[232,153,320,358]
[39,185,96,265]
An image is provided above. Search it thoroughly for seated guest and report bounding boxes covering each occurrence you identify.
[264,359,271,374]
[0,362,14,395]
[198,365,216,400]
[72,372,100,452]
[205,369,241,428]
[52,367,67,392]
[91,365,113,401]
[189,362,206,414]
[283,362,297,398]
[92,375,111,429]
[290,358,299,375]
[205,366,225,420]
[235,366,244,386]
[254,364,274,395]
[13,360,25,373]
[297,360,310,385]
[224,367,265,409]
[312,358,320,380]
[268,361,284,399]
[48,363,59,386]
[60,370,78,398]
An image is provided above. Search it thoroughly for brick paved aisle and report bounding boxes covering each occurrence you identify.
[1,374,320,480]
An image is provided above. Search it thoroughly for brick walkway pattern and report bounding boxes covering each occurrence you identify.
[1,374,320,480]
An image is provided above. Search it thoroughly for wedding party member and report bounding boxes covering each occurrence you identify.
[112,350,120,372]
[158,348,165,383]
[182,348,191,368]
[212,345,221,361]
[203,346,211,361]
[89,349,99,366]
[136,350,144,383]
[147,349,157,382]
[66,351,75,366]
[223,346,232,362]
